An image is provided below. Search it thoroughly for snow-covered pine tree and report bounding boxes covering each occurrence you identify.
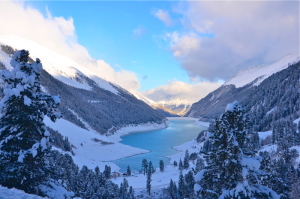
[142,158,148,175]
[183,149,190,169]
[179,158,183,171]
[146,168,152,195]
[127,165,131,176]
[174,160,178,167]
[0,50,61,194]
[159,160,164,172]
[194,101,279,199]
[119,178,129,199]
[148,161,155,174]
[104,165,111,179]
[195,158,204,172]
[168,179,175,199]
[178,171,185,199]
[185,170,195,198]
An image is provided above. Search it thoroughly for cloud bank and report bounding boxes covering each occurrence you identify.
[0,1,140,91]
[143,80,221,105]
[169,1,299,81]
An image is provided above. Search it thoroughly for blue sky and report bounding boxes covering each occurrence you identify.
[29,1,192,91]
[0,1,298,103]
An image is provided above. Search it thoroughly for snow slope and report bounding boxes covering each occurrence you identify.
[0,35,119,94]
[224,54,300,88]
[131,90,180,116]
[0,185,46,199]
[130,90,156,106]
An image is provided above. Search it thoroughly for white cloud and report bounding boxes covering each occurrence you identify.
[169,1,299,81]
[143,80,221,104]
[132,26,147,39]
[0,1,140,91]
[153,9,173,27]
[167,32,200,58]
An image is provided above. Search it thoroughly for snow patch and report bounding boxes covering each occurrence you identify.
[23,95,31,106]
[258,131,272,140]
[225,101,238,112]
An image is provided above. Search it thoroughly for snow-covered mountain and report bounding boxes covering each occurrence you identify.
[0,37,167,135]
[0,35,118,94]
[141,91,194,116]
[156,96,192,116]
[186,53,300,131]
[224,53,300,88]
[130,90,180,117]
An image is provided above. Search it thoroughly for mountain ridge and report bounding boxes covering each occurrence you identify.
[186,53,300,132]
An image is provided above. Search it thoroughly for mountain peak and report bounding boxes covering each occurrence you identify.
[224,53,300,88]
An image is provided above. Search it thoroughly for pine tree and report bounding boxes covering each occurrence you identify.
[159,160,164,172]
[146,168,152,195]
[183,149,190,169]
[104,165,111,179]
[127,165,131,176]
[174,160,178,167]
[178,171,185,199]
[168,179,175,199]
[119,178,129,199]
[142,158,148,175]
[195,158,204,172]
[179,158,183,171]
[129,186,135,199]
[148,161,155,174]
[185,170,195,198]
[0,50,61,194]
[194,101,279,199]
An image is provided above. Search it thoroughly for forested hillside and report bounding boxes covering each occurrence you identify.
[186,58,300,132]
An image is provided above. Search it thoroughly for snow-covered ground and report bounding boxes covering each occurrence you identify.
[0,186,46,199]
[258,131,272,140]
[44,117,168,172]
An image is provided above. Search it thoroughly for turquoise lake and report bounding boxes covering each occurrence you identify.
[114,119,207,172]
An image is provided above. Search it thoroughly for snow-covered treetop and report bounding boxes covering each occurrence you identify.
[225,100,239,112]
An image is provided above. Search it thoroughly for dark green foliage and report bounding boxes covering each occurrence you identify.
[148,161,155,174]
[146,168,152,195]
[142,158,148,175]
[48,127,72,152]
[183,150,189,169]
[185,171,195,198]
[178,172,185,199]
[173,160,177,167]
[104,165,111,179]
[178,158,183,171]
[189,152,198,161]
[195,158,204,172]
[127,165,131,176]
[159,160,164,172]
[168,179,176,199]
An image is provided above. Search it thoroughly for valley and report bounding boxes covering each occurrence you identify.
[0,5,299,197]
